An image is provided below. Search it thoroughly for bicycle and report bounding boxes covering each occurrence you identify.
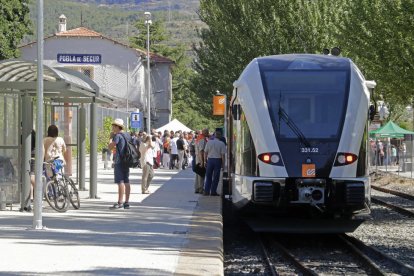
[44,157,80,212]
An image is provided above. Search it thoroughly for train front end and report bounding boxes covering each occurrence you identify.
[229,55,372,231]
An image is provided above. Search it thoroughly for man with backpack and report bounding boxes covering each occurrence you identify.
[108,118,132,209]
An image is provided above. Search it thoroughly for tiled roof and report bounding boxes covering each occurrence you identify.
[135,48,174,63]
[20,27,173,64]
[56,27,102,37]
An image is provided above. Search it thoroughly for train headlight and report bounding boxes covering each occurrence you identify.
[258,152,283,166]
[334,152,358,166]
[270,154,280,163]
[337,154,346,164]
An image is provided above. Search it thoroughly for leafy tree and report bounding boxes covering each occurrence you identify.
[337,0,414,106]
[193,0,333,104]
[0,0,31,59]
[129,19,215,130]
[97,116,113,153]
[129,20,168,54]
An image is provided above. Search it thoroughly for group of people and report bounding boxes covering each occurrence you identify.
[193,128,226,196]
[108,118,228,209]
[22,118,229,212]
[108,118,195,209]
[370,139,406,166]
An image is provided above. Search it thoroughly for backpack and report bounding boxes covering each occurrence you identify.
[119,133,140,168]
[176,138,184,150]
[189,140,196,155]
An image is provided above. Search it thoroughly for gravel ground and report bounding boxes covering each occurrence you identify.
[224,171,414,274]
[223,200,269,275]
[349,204,414,267]
[348,171,414,267]
[371,170,414,195]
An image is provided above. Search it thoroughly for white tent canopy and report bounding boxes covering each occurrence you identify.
[156,119,192,133]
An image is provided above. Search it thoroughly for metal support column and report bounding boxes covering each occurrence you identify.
[20,94,32,210]
[89,100,98,198]
[79,104,86,191]
[33,0,45,229]
[3,96,7,155]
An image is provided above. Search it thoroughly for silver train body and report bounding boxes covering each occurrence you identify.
[228,54,371,218]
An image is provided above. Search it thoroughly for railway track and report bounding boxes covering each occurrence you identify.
[341,234,414,276]
[257,233,414,275]
[371,184,414,201]
[371,197,414,217]
[258,234,319,275]
[371,184,414,218]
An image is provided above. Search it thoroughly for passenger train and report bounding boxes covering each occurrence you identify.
[227,54,374,226]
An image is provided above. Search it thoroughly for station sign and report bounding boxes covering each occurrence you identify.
[131,112,141,129]
[57,54,102,64]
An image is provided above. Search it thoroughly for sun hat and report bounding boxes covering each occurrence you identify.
[112,118,125,129]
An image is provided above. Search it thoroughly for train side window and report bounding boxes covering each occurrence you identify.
[232,104,241,120]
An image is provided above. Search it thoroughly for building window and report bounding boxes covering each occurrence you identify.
[65,66,94,80]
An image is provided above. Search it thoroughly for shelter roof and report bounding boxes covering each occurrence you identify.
[369,121,414,138]
[0,59,113,104]
[19,27,173,64]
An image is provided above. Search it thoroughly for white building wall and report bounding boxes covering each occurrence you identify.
[19,36,172,128]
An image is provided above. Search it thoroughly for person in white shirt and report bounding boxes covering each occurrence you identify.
[169,133,179,169]
[203,131,226,196]
[43,125,66,165]
[140,135,155,194]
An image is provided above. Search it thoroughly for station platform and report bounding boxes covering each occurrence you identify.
[0,163,223,275]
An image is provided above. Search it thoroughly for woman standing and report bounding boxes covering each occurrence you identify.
[43,125,67,165]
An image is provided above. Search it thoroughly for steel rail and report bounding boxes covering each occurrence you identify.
[338,235,386,276]
[371,185,414,201]
[341,234,414,276]
[257,234,278,276]
[371,197,414,218]
[269,236,317,276]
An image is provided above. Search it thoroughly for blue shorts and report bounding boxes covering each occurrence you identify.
[114,162,130,184]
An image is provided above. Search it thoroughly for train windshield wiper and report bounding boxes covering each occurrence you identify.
[278,106,311,148]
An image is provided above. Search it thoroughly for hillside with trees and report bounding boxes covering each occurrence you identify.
[25,0,203,48]
[64,0,199,13]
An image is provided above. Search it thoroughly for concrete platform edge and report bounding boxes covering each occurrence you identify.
[174,195,223,276]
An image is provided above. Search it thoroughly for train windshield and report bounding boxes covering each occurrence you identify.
[262,70,348,139]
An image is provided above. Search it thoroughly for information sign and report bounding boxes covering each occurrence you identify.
[131,112,141,129]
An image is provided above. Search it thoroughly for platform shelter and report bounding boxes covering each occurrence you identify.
[0,59,113,209]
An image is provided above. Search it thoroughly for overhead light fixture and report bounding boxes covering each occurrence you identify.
[331,47,341,56]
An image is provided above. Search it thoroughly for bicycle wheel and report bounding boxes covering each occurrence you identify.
[44,179,68,212]
[63,175,80,209]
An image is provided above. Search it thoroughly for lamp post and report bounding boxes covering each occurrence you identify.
[144,11,152,133]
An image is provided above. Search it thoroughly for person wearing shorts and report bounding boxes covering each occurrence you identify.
[108,118,131,209]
